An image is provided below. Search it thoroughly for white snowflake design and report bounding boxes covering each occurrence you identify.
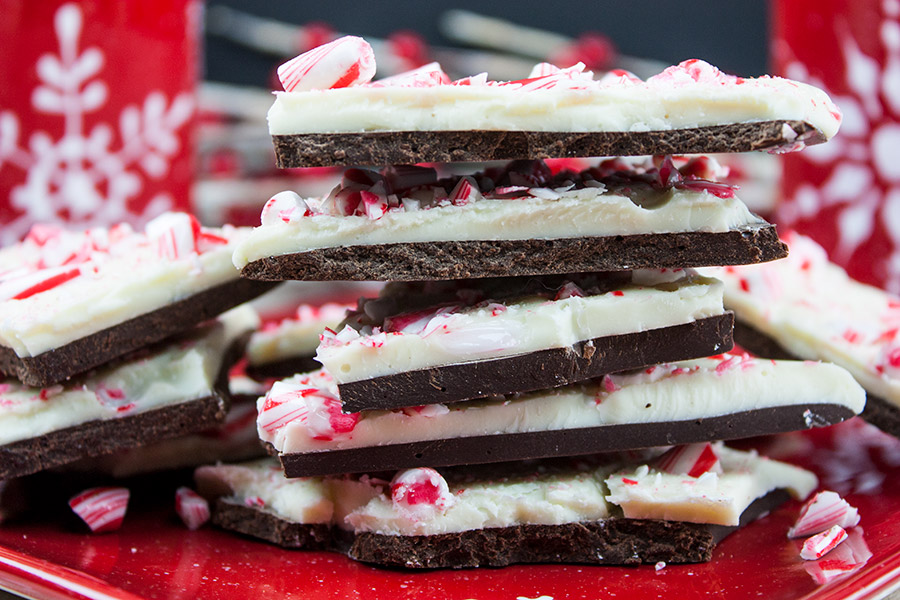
[776,0,900,292]
[0,3,194,245]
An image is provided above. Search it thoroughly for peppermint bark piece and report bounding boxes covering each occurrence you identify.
[235,159,787,282]
[267,53,841,166]
[0,213,276,387]
[706,232,900,437]
[196,445,816,568]
[0,306,259,480]
[258,354,864,478]
[316,271,732,411]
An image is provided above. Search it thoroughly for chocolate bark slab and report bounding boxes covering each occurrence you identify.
[0,278,277,388]
[272,120,823,168]
[241,223,788,282]
[338,313,735,412]
[734,320,900,438]
[207,488,789,568]
[0,393,228,480]
[246,356,322,382]
[276,404,857,478]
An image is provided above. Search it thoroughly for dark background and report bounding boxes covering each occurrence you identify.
[204,0,770,87]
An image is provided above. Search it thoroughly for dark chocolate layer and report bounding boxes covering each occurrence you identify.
[212,498,334,550]
[272,121,823,167]
[208,488,790,568]
[278,404,857,478]
[0,394,228,480]
[241,224,788,282]
[0,278,277,387]
[246,356,322,382]
[339,313,735,412]
[734,320,900,438]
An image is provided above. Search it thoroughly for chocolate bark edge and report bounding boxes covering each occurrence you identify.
[207,489,790,568]
[0,278,278,388]
[272,121,824,168]
[734,320,900,437]
[278,404,858,478]
[338,313,735,412]
[246,356,322,382]
[241,223,788,282]
[0,394,228,480]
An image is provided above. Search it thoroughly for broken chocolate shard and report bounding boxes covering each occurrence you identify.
[0,394,228,480]
[0,278,277,388]
[212,498,335,551]
[240,224,788,282]
[272,121,823,168]
[734,320,900,438]
[338,313,735,412]
[277,404,857,478]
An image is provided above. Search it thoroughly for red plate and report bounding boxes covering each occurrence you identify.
[2,418,900,600]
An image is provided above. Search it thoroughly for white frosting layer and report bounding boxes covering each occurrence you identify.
[232,186,764,267]
[606,444,817,526]
[247,303,351,366]
[197,444,817,534]
[258,354,865,454]
[0,216,250,357]
[268,70,840,140]
[316,271,724,384]
[705,232,900,405]
[0,306,259,446]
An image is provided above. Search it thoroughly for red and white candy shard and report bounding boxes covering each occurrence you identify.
[260,191,310,226]
[801,525,848,560]
[653,442,723,478]
[277,35,376,92]
[390,467,455,519]
[146,212,201,261]
[175,487,210,531]
[68,487,130,533]
[367,62,450,88]
[788,490,860,539]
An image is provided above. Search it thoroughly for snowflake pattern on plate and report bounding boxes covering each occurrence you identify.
[0,2,196,245]
[774,0,900,292]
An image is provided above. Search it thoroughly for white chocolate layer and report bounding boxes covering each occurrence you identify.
[607,444,817,526]
[232,186,764,268]
[247,303,351,366]
[268,74,840,140]
[258,354,865,454]
[0,306,259,446]
[0,217,251,357]
[196,444,817,535]
[705,233,900,406]
[316,271,725,384]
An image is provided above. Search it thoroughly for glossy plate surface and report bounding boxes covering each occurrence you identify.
[1,418,900,600]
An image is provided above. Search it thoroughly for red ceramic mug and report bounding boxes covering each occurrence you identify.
[772,0,900,292]
[0,1,199,244]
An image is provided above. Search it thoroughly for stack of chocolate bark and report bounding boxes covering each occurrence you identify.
[202,37,866,568]
[0,213,275,480]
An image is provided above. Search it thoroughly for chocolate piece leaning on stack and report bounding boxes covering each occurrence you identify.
[195,445,818,568]
[223,36,855,567]
[0,212,276,387]
[0,305,259,480]
[705,231,900,438]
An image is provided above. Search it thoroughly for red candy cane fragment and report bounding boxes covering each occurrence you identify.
[801,525,848,560]
[598,69,643,87]
[529,62,561,78]
[146,212,201,260]
[448,176,481,206]
[788,491,860,538]
[261,191,311,226]
[278,35,376,92]
[2,266,81,301]
[361,190,389,220]
[175,487,210,531]
[391,467,455,517]
[68,487,130,533]
[653,442,722,477]
[367,62,449,88]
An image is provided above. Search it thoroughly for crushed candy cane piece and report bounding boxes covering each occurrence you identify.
[146,212,201,260]
[175,487,210,531]
[278,35,376,92]
[261,191,310,226]
[368,61,449,88]
[788,491,860,538]
[801,525,848,560]
[69,487,129,533]
[391,467,455,518]
[654,442,722,478]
